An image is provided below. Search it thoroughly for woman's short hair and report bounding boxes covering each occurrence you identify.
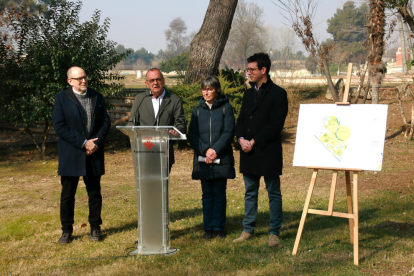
[201,76,223,99]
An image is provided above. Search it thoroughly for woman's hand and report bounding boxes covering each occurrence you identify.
[206,148,217,160]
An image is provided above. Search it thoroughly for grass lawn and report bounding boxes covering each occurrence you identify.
[0,90,413,275]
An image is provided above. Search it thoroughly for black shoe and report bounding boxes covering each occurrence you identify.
[203,230,214,240]
[90,229,101,241]
[58,233,72,244]
[213,230,226,239]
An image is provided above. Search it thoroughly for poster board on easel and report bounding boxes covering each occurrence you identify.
[291,63,388,266]
[292,62,388,170]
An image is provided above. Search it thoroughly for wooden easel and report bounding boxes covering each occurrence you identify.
[292,63,363,266]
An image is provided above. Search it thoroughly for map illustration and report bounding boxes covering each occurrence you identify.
[293,104,387,171]
[314,116,351,161]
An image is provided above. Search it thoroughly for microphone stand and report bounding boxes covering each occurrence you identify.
[155,95,160,126]
[132,93,152,125]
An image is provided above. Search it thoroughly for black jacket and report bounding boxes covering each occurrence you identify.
[236,79,288,176]
[188,96,236,180]
[53,87,111,176]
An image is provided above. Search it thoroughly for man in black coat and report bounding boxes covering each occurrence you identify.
[53,66,111,244]
[233,53,288,247]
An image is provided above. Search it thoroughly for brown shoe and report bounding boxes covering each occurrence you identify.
[58,233,72,244]
[269,234,281,247]
[90,229,101,241]
[232,231,254,243]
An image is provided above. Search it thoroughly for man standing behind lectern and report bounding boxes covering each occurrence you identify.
[127,68,186,171]
[53,66,111,244]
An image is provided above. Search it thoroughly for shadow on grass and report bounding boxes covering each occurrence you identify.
[169,206,405,240]
[170,207,203,223]
[361,221,414,238]
[385,125,406,140]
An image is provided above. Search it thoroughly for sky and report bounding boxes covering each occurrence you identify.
[78,0,349,54]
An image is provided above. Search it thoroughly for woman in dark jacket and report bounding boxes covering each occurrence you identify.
[188,76,236,239]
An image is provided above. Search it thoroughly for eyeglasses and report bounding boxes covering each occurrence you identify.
[202,89,215,94]
[146,78,163,84]
[246,67,259,73]
[70,76,88,82]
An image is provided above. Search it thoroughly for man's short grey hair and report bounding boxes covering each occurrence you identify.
[146,68,164,79]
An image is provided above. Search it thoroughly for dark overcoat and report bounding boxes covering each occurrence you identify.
[236,79,288,176]
[188,96,236,180]
[53,87,111,177]
[127,89,186,165]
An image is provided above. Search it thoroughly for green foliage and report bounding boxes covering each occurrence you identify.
[329,64,348,76]
[270,48,306,62]
[0,0,130,157]
[327,1,367,60]
[305,56,318,74]
[0,0,49,15]
[385,0,407,9]
[160,51,189,75]
[122,46,155,66]
[218,68,246,89]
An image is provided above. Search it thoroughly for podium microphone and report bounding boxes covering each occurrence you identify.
[132,93,152,126]
[155,95,160,126]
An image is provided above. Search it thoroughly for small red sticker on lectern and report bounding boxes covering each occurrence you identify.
[143,137,154,150]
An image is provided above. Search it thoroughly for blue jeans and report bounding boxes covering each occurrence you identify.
[201,179,227,231]
[242,174,282,235]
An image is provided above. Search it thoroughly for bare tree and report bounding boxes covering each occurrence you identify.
[185,0,238,84]
[132,58,149,70]
[112,60,125,73]
[386,0,414,34]
[224,0,267,69]
[267,25,298,71]
[164,17,189,58]
[331,49,350,76]
[367,0,386,104]
[274,0,340,102]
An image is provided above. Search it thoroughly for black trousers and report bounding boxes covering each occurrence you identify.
[60,162,102,234]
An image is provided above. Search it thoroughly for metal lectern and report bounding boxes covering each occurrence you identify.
[117,126,186,255]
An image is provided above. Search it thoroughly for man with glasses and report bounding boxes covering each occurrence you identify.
[127,68,186,172]
[53,66,111,244]
[233,53,288,247]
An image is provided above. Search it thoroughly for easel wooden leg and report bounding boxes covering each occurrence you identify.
[353,172,359,266]
[327,170,338,214]
[292,169,318,255]
[345,171,354,244]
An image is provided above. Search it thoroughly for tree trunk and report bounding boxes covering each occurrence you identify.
[41,119,52,159]
[353,60,369,104]
[322,58,340,102]
[362,64,372,104]
[396,86,410,137]
[397,14,408,74]
[24,127,42,153]
[185,0,238,84]
[371,79,380,104]
[368,0,386,105]
[410,98,414,138]
[404,22,413,60]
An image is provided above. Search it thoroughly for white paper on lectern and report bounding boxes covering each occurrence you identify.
[292,104,388,171]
